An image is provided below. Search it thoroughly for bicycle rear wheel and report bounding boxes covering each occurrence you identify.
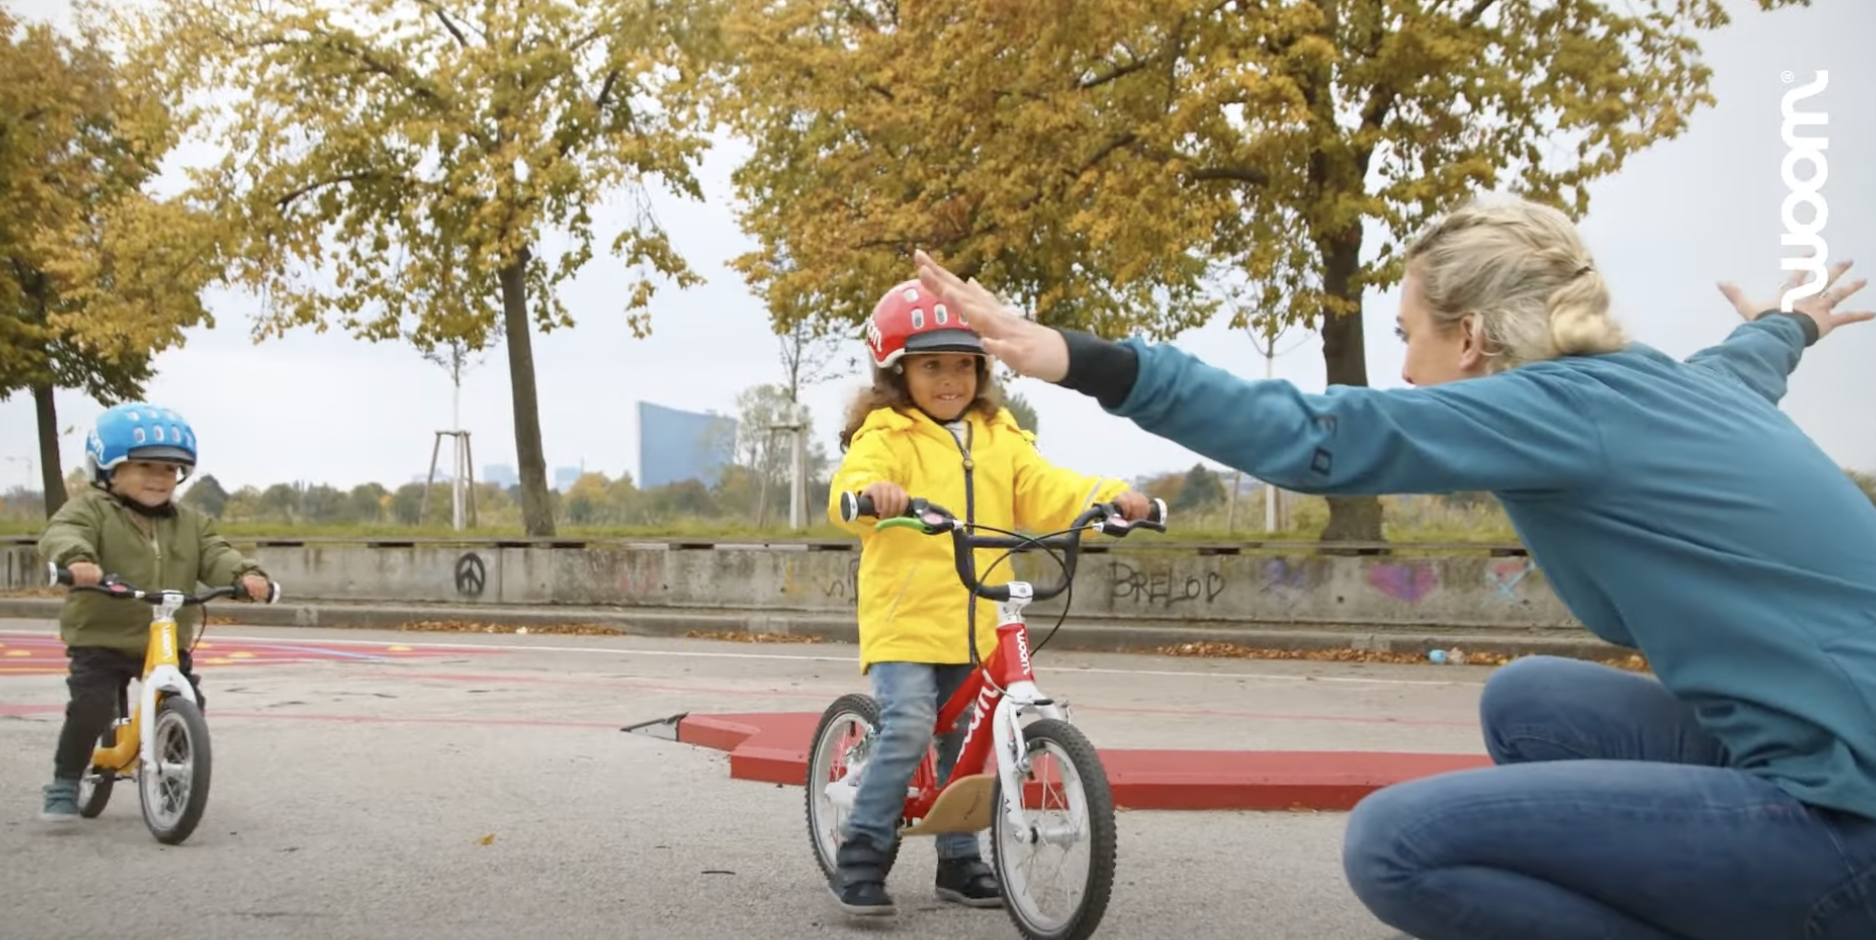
[138,694,211,845]
[805,693,903,881]
[990,718,1117,940]
[79,684,133,818]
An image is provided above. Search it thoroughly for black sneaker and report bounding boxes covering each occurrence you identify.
[830,837,896,916]
[935,857,1003,908]
[829,877,895,916]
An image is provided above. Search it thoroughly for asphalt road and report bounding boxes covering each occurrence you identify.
[0,621,1474,940]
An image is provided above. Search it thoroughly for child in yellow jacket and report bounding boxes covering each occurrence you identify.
[824,279,1149,917]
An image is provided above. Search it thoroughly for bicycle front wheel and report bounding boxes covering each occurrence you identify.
[990,718,1117,940]
[139,695,212,845]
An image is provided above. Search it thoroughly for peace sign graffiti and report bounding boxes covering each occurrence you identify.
[454,552,487,598]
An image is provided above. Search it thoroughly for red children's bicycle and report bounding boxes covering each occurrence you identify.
[806,492,1168,940]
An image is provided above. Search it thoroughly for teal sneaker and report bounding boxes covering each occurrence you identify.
[40,778,79,822]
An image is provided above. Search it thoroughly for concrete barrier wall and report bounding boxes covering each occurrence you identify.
[1,538,1577,633]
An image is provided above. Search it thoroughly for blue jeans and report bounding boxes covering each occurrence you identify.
[1342,655,1876,939]
[838,662,981,877]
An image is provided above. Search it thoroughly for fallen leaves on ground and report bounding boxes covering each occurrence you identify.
[683,630,825,644]
[366,620,628,636]
[1143,641,1651,672]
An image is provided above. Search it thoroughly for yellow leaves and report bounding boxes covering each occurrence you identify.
[0,7,214,398]
[720,0,1779,355]
[37,194,220,357]
[106,0,719,350]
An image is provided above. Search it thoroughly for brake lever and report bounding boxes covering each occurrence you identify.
[1096,502,1137,537]
[909,498,958,535]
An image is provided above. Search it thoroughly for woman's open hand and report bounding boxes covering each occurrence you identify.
[1719,254,1871,341]
[914,250,1072,382]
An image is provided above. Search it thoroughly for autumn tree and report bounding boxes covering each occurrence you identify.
[100,0,725,536]
[731,381,830,526]
[776,317,854,403]
[0,7,222,514]
[714,0,1806,540]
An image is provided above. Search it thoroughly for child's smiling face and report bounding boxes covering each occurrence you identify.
[903,352,979,422]
[110,460,183,508]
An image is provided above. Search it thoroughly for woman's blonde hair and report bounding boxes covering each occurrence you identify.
[1403,196,1628,372]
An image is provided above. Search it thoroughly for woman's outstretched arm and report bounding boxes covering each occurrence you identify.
[1054,331,1609,497]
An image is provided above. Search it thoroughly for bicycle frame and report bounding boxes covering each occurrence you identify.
[907,587,1068,836]
[47,563,277,774]
[93,594,198,775]
[830,492,1166,838]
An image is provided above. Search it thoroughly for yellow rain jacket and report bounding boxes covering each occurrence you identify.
[828,404,1132,673]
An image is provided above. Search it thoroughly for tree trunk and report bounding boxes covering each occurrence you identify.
[1316,234,1384,543]
[497,251,556,538]
[33,383,65,516]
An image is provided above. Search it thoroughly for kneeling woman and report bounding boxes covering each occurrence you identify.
[910,198,1876,940]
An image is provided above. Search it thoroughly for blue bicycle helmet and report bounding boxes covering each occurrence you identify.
[85,402,199,484]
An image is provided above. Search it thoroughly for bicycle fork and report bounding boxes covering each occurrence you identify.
[988,586,1080,846]
[137,599,199,773]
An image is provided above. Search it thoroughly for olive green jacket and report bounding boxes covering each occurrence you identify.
[38,488,267,655]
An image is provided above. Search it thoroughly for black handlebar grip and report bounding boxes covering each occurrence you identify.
[841,492,877,522]
[46,562,70,586]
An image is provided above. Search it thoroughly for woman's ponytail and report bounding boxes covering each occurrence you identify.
[1546,266,1627,358]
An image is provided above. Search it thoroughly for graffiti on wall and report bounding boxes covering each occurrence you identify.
[1485,558,1534,601]
[1106,561,1225,608]
[1367,561,1438,604]
[823,556,861,600]
[1262,558,1311,592]
[453,552,487,598]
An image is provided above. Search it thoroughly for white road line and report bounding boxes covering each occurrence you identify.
[0,626,1485,688]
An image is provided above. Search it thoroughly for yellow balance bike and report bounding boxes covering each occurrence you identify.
[49,563,280,845]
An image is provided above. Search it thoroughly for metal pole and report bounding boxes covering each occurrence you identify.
[1263,347,1279,533]
[789,403,807,530]
[451,380,465,532]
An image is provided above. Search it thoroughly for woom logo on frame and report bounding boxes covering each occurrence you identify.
[1779,70,1829,312]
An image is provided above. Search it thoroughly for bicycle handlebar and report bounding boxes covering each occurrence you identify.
[838,491,1168,603]
[47,563,282,606]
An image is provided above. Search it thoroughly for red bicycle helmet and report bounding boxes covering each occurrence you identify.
[864,279,984,369]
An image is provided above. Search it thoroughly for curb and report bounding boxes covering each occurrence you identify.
[670,711,1494,812]
[0,596,1624,662]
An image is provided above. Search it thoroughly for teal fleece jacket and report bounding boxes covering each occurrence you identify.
[1058,312,1876,819]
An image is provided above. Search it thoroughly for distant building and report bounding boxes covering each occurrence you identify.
[552,466,582,492]
[482,464,518,488]
[638,401,737,488]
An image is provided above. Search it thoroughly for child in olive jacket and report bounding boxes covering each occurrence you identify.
[37,402,272,822]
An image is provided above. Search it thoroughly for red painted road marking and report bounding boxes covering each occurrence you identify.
[677,712,1493,811]
[0,702,1490,810]
[0,703,618,729]
[0,632,496,676]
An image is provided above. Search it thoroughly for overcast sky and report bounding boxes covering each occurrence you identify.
[2,0,1870,494]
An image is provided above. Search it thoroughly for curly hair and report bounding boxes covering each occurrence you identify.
[838,357,1003,451]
